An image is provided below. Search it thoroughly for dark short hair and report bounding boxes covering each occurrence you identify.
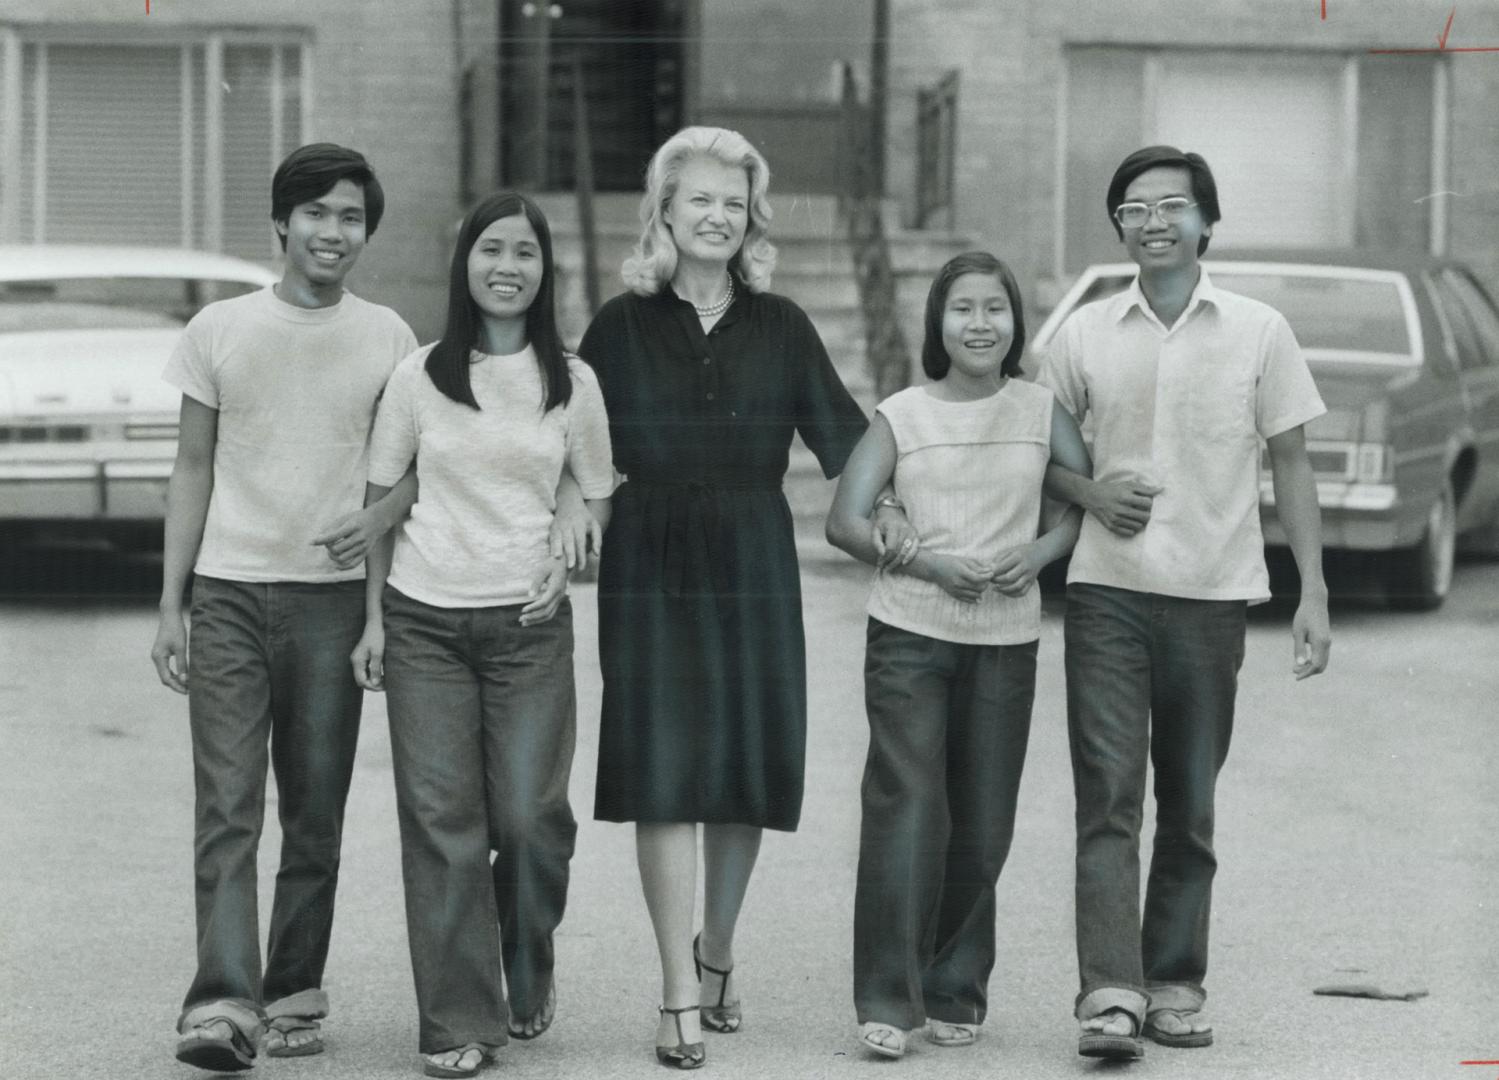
[1105,145,1221,255]
[921,251,1027,381]
[425,191,572,414]
[270,143,386,250]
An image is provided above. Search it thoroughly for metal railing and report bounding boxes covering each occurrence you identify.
[915,69,959,229]
[838,61,911,401]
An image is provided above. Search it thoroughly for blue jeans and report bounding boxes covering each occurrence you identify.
[1064,583,1246,1023]
[181,576,365,1024]
[382,586,578,1054]
[853,618,1037,1029]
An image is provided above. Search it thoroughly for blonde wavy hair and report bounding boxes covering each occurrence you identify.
[622,126,778,296]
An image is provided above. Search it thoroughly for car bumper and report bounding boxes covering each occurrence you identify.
[0,453,173,521]
[1259,478,1415,550]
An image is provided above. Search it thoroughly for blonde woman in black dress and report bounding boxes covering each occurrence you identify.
[575,126,911,1068]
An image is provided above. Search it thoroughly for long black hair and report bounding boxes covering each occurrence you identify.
[920,251,1027,381]
[425,191,572,412]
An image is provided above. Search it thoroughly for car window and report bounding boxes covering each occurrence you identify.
[1441,269,1499,370]
[1426,272,1487,373]
[1208,272,1410,357]
[1075,275,1132,307]
[0,276,261,333]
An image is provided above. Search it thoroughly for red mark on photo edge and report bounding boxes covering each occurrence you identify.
[1321,0,1327,20]
[1369,5,1499,53]
[1459,1061,1499,1080]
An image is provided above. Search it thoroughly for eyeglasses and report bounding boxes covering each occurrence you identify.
[1113,197,1198,229]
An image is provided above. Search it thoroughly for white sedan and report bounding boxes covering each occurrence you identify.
[0,246,277,549]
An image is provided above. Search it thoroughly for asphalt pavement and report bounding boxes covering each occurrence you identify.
[1,546,1496,1080]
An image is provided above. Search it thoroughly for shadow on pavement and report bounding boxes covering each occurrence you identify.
[0,541,164,605]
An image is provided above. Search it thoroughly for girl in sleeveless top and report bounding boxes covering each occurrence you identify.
[826,251,1091,1059]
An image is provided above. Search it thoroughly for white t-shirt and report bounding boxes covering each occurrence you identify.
[367,344,616,608]
[162,286,417,582]
[1038,270,1325,602]
[869,379,1054,645]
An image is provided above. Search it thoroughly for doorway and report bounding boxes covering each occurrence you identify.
[500,0,688,191]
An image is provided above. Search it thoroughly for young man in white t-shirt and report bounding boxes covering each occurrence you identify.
[1040,145,1332,1061]
[150,143,416,1072]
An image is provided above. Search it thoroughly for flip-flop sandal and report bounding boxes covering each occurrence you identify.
[507,982,556,1040]
[859,1021,909,1059]
[1144,1007,1214,1048]
[1078,1007,1145,1060]
[423,1042,497,1078]
[927,1020,978,1047]
[265,1014,324,1057]
[175,1017,257,1072]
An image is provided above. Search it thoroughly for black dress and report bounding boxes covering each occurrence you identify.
[580,284,866,831]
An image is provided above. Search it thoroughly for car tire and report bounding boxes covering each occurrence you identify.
[1386,478,1456,611]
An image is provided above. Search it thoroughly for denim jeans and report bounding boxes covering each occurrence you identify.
[1064,583,1246,1023]
[382,586,578,1054]
[180,575,365,1024]
[853,618,1037,1030]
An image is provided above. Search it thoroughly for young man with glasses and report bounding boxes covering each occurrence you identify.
[150,143,417,1072]
[1038,145,1331,1060]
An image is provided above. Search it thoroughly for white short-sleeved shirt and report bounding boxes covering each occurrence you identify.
[1037,270,1324,602]
[368,345,616,608]
[869,379,1054,645]
[162,286,417,582]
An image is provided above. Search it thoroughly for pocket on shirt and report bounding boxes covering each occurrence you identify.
[1187,366,1257,444]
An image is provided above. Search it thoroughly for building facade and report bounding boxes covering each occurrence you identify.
[5,1,1498,339]
[0,0,499,339]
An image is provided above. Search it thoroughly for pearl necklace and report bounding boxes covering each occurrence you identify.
[692,275,735,318]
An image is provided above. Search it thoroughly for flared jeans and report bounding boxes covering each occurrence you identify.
[382,586,578,1054]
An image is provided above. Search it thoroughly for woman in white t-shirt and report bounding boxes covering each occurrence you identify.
[826,252,1091,1060]
[352,192,614,1079]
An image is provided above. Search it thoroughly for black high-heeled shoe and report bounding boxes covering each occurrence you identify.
[693,934,742,1033]
[655,1006,706,1069]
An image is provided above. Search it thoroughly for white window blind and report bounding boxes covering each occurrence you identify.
[6,36,304,257]
[1151,53,1350,248]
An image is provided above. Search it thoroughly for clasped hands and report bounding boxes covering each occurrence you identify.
[923,546,1043,603]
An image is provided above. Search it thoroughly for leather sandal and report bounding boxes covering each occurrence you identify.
[507,981,556,1040]
[175,1017,257,1073]
[927,1020,978,1047]
[422,1042,497,1078]
[265,1014,323,1057]
[693,933,742,1033]
[1078,1006,1145,1060]
[655,1006,706,1069]
[859,1021,909,1059]
[1144,1007,1214,1048]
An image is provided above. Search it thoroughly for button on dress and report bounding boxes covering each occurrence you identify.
[580,285,866,830]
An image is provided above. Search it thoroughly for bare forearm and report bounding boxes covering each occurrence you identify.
[1272,457,1327,597]
[1044,463,1095,513]
[826,508,886,568]
[159,461,212,614]
[1032,505,1083,567]
[362,482,394,621]
[374,466,418,532]
[585,498,612,534]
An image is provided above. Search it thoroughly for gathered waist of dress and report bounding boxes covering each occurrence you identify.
[624,471,782,493]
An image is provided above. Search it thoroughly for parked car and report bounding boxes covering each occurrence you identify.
[1031,250,1499,609]
[0,245,277,549]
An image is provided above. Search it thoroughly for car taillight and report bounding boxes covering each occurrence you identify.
[1354,442,1394,483]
